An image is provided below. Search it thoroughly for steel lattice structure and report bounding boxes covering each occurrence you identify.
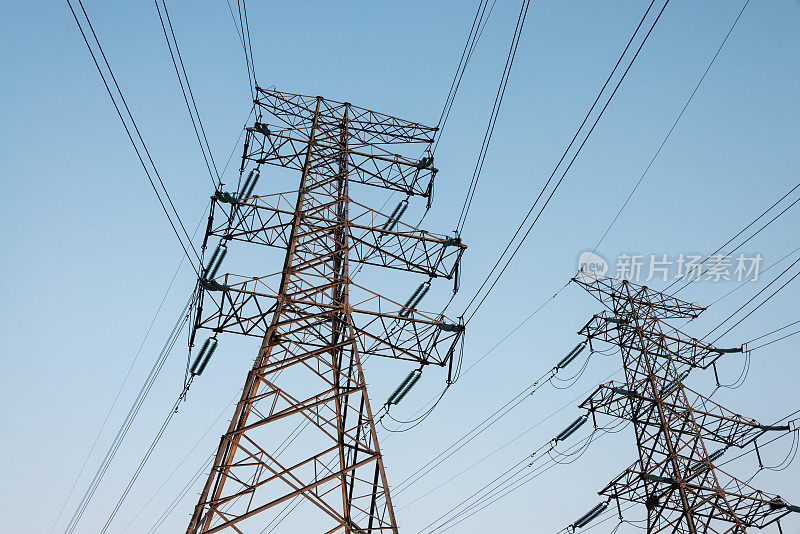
[572,274,796,534]
[186,88,466,534]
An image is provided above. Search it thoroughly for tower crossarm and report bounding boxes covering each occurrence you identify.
[599,460,793,530]
[244,123,436,196]
[579,311,737,369]
[197,273,463,366]
[580,382,766,447]
[254,87,438,146]
[210,192,465,278]
[573,274,706,319]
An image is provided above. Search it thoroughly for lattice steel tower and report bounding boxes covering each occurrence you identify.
[572,274,797,534]
[186,89,465,533]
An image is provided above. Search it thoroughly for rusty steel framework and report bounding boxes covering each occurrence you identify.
[186,88,466,534]
[572,274,796,534]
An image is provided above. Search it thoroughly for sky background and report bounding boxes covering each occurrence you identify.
[2,1,800,533]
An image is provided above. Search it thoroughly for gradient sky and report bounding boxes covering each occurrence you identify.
[2,1,800,533]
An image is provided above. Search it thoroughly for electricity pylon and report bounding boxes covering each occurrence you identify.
[186,88,466,534]
[572,274,797,534]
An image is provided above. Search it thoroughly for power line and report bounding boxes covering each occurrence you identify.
[455,0,532,234]
[593,0,751,253]
[667,180,800,295]
[62,292,194,534]
[239,0,257,86]
[154,0,221,189]
[66,0,202,269]
[750,327,800,351]
[461,0,670,322]
[709,257,800,342]
[707,244,800,308]
[434,0,497,151]
[746,318,800,345]
[99,377,195,534]
[396,368,622,513]
[48,204,205,534]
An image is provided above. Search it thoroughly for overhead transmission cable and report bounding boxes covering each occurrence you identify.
[417,0,748,404]
[461,0,670,323]
[56,29,249,524]
[65,0,201,269]
[666,179,800,295]
[396,1,671,432]
[61,293,194,534]
[154,0,221,189]
[708,256,800,342]
[455,0,531,234]
[223,0,256,98]
[707,244,800,308]
[98,375,198,534]
[433,0,498,152]
[48,209,204,534]
[118,391,240,533]
[430,404,800,534]
[593,0,751,252]
[239,0,257,86]
[396,368,622,512]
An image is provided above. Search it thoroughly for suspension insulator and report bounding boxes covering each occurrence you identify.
[243,168,260,198]
[659,370,690,396]
[382,200,408,231]
[573,501,608,529]
[387,369,421,406]
[393,370,422,405]
[399,282,430,317]
[195,339,218,376]
[205,245,227,279]
[555,415,587,442]
[190,338,218,376]
[556,343,586,369]
[690,448,726,472]
[204,246,221,276]
[642,474,673,484]
[238,168,259,200]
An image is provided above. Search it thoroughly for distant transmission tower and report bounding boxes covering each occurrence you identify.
[570,274,798,534]
[185,88,466,533]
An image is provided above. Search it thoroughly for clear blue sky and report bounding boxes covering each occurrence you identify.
[2,1,799,533]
